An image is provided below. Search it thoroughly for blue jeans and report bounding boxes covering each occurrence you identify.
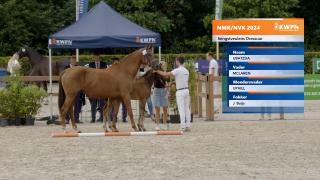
[147,96,153,115]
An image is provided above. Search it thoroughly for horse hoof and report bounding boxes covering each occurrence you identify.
[77,130,82,133]
[143,128,147,132]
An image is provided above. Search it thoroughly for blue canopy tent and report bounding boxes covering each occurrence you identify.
[48,1,161,48]
[47,1,161,120]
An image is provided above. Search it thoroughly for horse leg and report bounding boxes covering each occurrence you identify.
[138,99,147,131]
[102,99,111,132]
[69,105,81,133]
[107,99,114,130]
[60,95,76,132]
[122,96,138,131]
[111,100,120,132]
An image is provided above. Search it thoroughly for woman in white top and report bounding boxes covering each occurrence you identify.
[206,52,219,112]
[156,57,191,132]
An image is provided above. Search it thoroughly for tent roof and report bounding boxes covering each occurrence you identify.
[48,1,161,49]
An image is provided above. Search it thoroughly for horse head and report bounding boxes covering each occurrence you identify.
[141,44,153,66]
[16,47,44,66]
[142,69,156,86]
[17,46,29,58]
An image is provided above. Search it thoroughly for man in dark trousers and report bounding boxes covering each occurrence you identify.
[65,55,85,124]
[88,50,107,123]
[108,57,127,123]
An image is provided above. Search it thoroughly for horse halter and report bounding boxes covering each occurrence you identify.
[17,47,27,57]
[142,48,152,65]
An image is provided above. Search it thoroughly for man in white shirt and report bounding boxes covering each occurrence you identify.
[206,52,219,113]
[156,57,191,132]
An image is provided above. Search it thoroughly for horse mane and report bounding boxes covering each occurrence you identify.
[141,70,155,86]
[118,48,142,64]
[25,47,45,65]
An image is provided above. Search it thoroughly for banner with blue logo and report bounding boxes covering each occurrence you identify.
[77,0,89,19]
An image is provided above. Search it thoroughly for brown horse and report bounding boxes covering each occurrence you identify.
[58,46,153,132]
[104,70,156,132]
[16,47,69,91]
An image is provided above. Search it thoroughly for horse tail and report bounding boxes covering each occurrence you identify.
[58,74,65,110]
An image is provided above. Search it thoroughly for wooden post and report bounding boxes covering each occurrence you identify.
[205,75,210,119]
[198,75,203,118]
[280,113,284,120]
[209,75,214,120]
[193,80,199,114]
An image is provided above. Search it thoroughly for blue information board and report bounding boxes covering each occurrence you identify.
[212,18,304,114]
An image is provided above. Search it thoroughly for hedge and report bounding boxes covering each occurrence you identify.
[1,52,320,74]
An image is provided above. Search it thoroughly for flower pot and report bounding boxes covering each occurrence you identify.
[25,116,35,126]
[8,119,15,126]
[0,118,9,127]
[8,118,21,126]
[15,117,22,126]
[169,114,180,124]
[169,113,193,124]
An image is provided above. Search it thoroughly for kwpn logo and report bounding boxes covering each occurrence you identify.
[50,38,72,46]
[135,36,140,43]
[135,36,156,44]
[274,22,300,32]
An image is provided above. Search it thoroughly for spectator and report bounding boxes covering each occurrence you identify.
[206,52,219,113]
[156,57,191,132]
[153,62,169,130]
[109,57,127,123]
[65,55,85,124]
[88,50,107,123]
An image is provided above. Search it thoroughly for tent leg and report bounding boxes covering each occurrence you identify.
[158,46,161,62]
[47,48,54,125]
[76,49,79,62]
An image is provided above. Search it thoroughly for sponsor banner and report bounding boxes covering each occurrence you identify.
[77,0,89,19]
[48,38,72,46]
[215,0,223,20]
[135,36,157,44]
[312,58,320,74]
[304,74,320,100]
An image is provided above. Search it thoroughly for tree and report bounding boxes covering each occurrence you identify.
[0,0,316,56]
[294,0,320,50]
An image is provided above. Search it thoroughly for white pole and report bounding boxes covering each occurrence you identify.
[49,48,53,121]
[76,0,79,21]
[76,0,79,62]
[76,49,79,62]
[158,46,161,62]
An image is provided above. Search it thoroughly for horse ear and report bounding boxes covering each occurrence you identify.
[145,44,153,50]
